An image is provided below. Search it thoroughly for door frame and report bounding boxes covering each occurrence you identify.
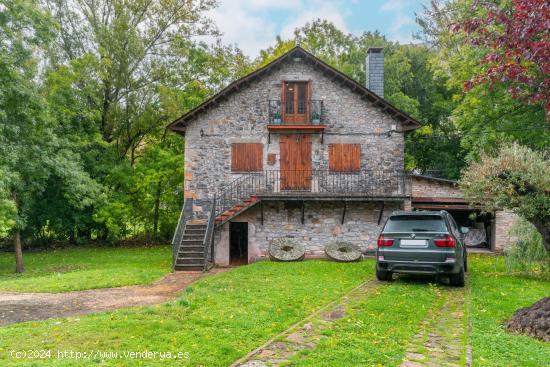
[281,80,311,124]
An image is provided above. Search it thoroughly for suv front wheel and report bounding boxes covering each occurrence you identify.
[376,269,393,281]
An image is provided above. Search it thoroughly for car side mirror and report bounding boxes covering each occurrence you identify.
[460,227,470,234]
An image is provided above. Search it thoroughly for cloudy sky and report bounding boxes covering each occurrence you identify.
[209,0,426,57]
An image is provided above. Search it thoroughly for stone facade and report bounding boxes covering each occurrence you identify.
[214,201,400,265]
[494,210,520,252]
[183,57,406,215]
[411,176,464,199]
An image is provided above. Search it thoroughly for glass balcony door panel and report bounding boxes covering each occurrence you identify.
[283,82,309,124]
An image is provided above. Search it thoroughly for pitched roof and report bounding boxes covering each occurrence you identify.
[167,46,422,134]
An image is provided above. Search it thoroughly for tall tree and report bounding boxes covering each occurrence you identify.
[451,0,550,119]
[0,0,99,271]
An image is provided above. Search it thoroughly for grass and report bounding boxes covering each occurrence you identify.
[0,246,171,292]
[469,256,549,367]
[291,281,440,366]
[0,260,374,366]
[0,252,548,366]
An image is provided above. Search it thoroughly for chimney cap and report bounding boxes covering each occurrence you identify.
[367,47,383,54]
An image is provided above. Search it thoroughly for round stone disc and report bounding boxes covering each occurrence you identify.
[324,241,362,262]
[269,238,306,262]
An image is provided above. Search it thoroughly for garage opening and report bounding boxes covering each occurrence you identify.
[447,210,494,250]
[229,222,248,266]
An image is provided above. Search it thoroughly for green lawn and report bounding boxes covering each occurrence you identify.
[0,253,548,367]
[0,246,171,292]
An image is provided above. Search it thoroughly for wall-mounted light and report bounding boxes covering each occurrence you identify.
[200,129,204,137]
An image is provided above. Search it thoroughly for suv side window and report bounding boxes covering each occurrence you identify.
[447,214,460,237]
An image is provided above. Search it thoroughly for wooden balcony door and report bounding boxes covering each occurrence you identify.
[282,81,311,124]
[279,134,312,190]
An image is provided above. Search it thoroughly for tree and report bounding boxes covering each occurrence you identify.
[0,0,99,272]
[450,0,550,119]
[461,144,550,251]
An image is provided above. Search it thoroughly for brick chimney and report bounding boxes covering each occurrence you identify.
[366,47,384,98]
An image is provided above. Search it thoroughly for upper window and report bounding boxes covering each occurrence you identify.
[329,144,361,172]
[231,143,263,172]
[282,81,311,124]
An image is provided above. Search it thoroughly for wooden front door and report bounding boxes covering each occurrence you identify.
[282,81,310,124]
[279,134,312,190]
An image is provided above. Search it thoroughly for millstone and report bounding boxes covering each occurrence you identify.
[269,238,305,261]
[324,241,362,262]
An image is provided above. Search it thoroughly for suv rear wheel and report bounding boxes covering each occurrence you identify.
[376,269,393,281]
[449,264,465,287]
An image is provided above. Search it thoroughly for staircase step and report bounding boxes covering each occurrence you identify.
[185,228,206,234]
[182,233,204,241]
[174,264,203,271]
[181,239,203,244]
[176,258,204,265]
[186,223,207,228]
[187,219,207,225]
[179,246,204,252]
[178,251,204,257]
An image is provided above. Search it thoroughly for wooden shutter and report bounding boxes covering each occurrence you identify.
[231,143,263,172]
[329,144,361,172]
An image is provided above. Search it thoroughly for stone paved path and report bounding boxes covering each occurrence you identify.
[231,279,381,367]
[399,284,469,367]
[0,269,228,326]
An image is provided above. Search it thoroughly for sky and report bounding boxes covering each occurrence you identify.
[208,0,427,57]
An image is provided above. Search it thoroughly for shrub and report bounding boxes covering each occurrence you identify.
[505,220,550,278]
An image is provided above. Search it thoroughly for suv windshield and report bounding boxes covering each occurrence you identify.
[384,215,447,232]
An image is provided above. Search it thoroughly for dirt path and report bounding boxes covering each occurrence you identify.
[400,283,469,367]
[232,279,381,367]
[0,269,228,327]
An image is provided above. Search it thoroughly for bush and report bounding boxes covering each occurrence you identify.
[505,220,550,278]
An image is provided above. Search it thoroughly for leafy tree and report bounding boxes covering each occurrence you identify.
[461,144,550,251]
[450,0,550,119]
[416,0,549,167]
[0,0,99,272]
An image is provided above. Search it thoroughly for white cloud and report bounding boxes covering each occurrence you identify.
[207,1,280,57]
[380,0,417,44]
[280,2,349,39]
[208,0,349,57]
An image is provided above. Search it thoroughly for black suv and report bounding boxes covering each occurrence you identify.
[376,211,467,287]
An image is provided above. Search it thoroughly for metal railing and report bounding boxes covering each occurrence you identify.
[214,170,410,218]
[268,100,324,124]
[203,197,216,271]
[172,198,193,268]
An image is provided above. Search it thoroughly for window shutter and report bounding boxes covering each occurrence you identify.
[231,143,263,172]
[329,144,361,172]
[306,80,312,121]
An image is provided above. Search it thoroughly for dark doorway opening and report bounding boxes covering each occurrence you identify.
[230,222,248,266]
[448,210,494,250]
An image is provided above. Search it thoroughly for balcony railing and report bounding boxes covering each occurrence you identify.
[214,170,410,218]
[268,100,324,124]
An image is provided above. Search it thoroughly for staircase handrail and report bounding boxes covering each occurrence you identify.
[172,198,192,269]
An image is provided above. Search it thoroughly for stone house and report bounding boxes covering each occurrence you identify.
[167,46,515,270]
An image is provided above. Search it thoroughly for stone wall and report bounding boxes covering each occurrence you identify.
[183,57,406,216]
[494,210,520,252]
[411,177,464,198]
[213,201,400,265]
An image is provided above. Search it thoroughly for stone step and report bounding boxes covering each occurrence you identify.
[174,264,203,271]
[176,257,204,265]
[182,234,204,240]
[178,251,204,257]
[181,239,203,245]
[178,246,204,253]
[184,229,206,235]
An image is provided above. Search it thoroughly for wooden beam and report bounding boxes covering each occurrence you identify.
[341,201,347,224]
[377,202,385,225]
